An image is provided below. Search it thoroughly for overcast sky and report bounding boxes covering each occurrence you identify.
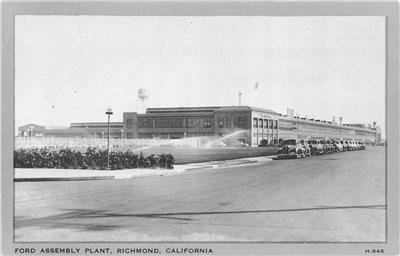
[15,16,385,134]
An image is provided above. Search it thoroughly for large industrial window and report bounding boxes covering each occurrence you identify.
[258,118,263,128]
[253,118,258,128]
[219,117,233,128]
[204,118,212,128]
[234,117,247,128]
[268,119,273,129]
[155,118,184,128]
[274,120,278,129]
[263,119,268,129]
[138,118,153,128]
[187,118,211,128]
[126,118,133,129]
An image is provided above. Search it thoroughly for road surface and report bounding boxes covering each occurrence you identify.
[14,147,385,242]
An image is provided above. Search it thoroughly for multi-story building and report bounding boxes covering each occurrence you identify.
[122,106,380,146]
[18,105,381,146]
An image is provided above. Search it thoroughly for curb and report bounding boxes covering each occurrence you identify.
[14,176,115,182]
[14,156,275,182]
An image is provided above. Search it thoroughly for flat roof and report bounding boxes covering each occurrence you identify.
[146,105,279,115]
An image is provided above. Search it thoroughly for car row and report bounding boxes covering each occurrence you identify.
[274,139,366,159]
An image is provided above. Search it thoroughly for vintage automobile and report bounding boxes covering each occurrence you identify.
[276,139,306,159]
[358,141,366,150]
[349,140,358,151]
[307,139,324,156]
[338,140,346,152]
[299,139,311,157]
[334,140,344,152]
[326,140,336,154]
[319,140,331,154]
[343,140,351,151]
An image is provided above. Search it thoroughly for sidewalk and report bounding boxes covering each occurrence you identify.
[14,155,275,182]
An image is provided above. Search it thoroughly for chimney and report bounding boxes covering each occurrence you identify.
[238,92,242,106]
[332,116,336,124]
[287,108,293,118]
[373,121,376,128]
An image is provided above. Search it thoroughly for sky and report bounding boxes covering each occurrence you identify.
[15,16,385,135]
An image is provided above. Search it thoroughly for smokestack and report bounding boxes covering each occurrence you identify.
[332,116,336,124]
[373,122,376,128]
[287,108,294,118]
[238,92,242,106]
[339,116,343,126]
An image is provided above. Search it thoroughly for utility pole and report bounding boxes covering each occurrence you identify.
[105,108,113,169]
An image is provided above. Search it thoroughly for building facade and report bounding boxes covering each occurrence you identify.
[18,106,381,146]
[122,106,380,146]
[18,122,124,138]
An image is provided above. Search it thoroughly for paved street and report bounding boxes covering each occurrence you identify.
[14,147,385,242]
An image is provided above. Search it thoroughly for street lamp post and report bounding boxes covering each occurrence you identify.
[105,108,113,169]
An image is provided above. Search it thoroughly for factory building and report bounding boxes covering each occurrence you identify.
[18,122,124,138]
[122,106,380,146]
[18,106,381,146]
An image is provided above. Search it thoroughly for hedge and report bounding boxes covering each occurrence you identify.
[14,147,174,170]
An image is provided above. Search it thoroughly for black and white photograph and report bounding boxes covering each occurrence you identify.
[2,1,399,255]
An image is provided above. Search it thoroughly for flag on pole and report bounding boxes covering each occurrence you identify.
[254,82,259,90]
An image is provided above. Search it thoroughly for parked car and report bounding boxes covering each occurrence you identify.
[276,139,306,159]
[299,139,311,157]
[343,140,351,151]
[355,141,365,150]
[334,140,344,152]
[338,140,346,152]
[349,140,358,151]
[319,140,331,154]
[325,140,336,154]
[308,139,324,155]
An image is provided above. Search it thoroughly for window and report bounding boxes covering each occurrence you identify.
[155,118,184,128]
[219,117,233,128]
[268,120,273,129]
[253,118,258,128]
[274,120,278,129]
[234,117,247,128]
[204,118,212,128]
[138,118,153,128]
[126,119,133,129]
[187,118,211,128]
[258,118,263,128]
[126,132,134,139]
[263,119,268,129]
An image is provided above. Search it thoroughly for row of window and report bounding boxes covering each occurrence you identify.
[133,117,248,129]
[187,118,212,128]
[218,117,247,129]
[134,117,213,129]
[253,118,278,129]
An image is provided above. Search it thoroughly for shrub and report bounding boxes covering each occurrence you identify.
[14,147,174,170]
